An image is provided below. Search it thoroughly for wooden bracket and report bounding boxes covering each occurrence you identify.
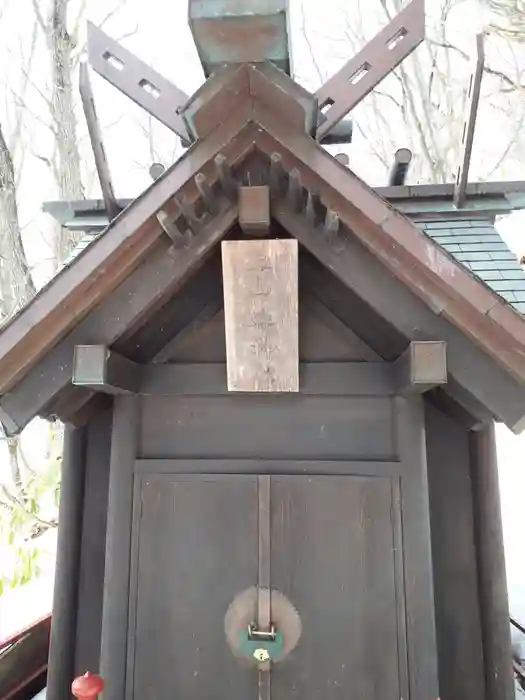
[316,0,425,140]
[394,341,447,395]
[79,63,121,222]
[72,345,140,395]
[87,22,191,145]
[454,33,485,208]
[239,186,271,235]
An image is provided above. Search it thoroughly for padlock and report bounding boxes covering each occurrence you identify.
[237,624,284,663]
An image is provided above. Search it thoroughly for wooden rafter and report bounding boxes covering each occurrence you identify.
[87,22,192,145]
[0,110,253,396]
[0,209,238,433]
[251,111,525,388]
[276,204,525,430]
[316,0,425,140]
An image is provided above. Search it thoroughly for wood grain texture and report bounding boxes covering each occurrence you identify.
[425,402,485,700]
[128,474,258,700]
[470,423,515,700]
[100,396,139,700]
[222,240,299,392]
[46,425,86,700]
[270,475,406,700]
[75,410,112,676]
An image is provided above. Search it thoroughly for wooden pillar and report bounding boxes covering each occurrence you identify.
[395,395,439,700]
[99,396,139,700]
[469,423,514,700]
[47,425,87,700]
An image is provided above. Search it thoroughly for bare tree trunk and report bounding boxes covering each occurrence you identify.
[0,125,36,319]
[49,0,85,262]
[32,0,86,265]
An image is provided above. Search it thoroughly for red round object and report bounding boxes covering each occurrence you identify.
[71,671,105,700]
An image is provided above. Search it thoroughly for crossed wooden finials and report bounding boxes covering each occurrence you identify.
[85,0,424,145]
[79,0,426,222]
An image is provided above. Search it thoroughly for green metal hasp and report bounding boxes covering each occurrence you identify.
[188,0,292,77]
[237,624,284,663]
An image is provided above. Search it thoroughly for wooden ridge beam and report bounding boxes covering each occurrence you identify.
[394,341,447,395]
[316,0,425,140]
[79,63,121,221]
[73,345,139,395]
[454,33,485,208]
[87,22,191,145]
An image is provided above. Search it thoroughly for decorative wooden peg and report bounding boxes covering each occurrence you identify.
[157,210,188,248]
[323,209,340,235]
[394,341,447,395]
[214,154,237,200]
[149,162,166,181]
[73,345,140,395]
[389,148,412,186]
[305,191,317,225]
[72,672,105,700]
[175,194,199,226]
[195,172,219,215]
[286,169,302,212]
[269,152,286,197]
[222,239,299,393]
[239,186,271,235]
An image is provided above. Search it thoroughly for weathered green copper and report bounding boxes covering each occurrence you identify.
[237,627,285,663]
[188,0,292,77]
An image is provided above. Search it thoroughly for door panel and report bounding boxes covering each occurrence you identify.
[271,475,405,700]
[131,475,258,700]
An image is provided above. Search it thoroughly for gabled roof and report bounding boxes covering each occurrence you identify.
[2,63,525,434]
[44,185,525,313]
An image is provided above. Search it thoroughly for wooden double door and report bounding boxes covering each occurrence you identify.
[127,464,415,700]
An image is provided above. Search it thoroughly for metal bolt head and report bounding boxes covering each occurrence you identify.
[253,648,270,662]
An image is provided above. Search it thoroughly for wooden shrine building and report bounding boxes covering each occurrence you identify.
[2,1,525,699]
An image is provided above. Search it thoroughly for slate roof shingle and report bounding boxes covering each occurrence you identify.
[416,219,525,314]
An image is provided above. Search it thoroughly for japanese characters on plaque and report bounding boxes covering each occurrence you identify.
[221,239,299,392]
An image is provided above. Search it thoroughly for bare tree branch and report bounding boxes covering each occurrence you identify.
[30,0,47,32]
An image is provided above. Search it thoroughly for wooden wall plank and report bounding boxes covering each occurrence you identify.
[139,362,394,396]
[394,395,440,700]
[139,395,395,460]
[222,240,299,392]
[128,474,258,700]
[99,396,138,700]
